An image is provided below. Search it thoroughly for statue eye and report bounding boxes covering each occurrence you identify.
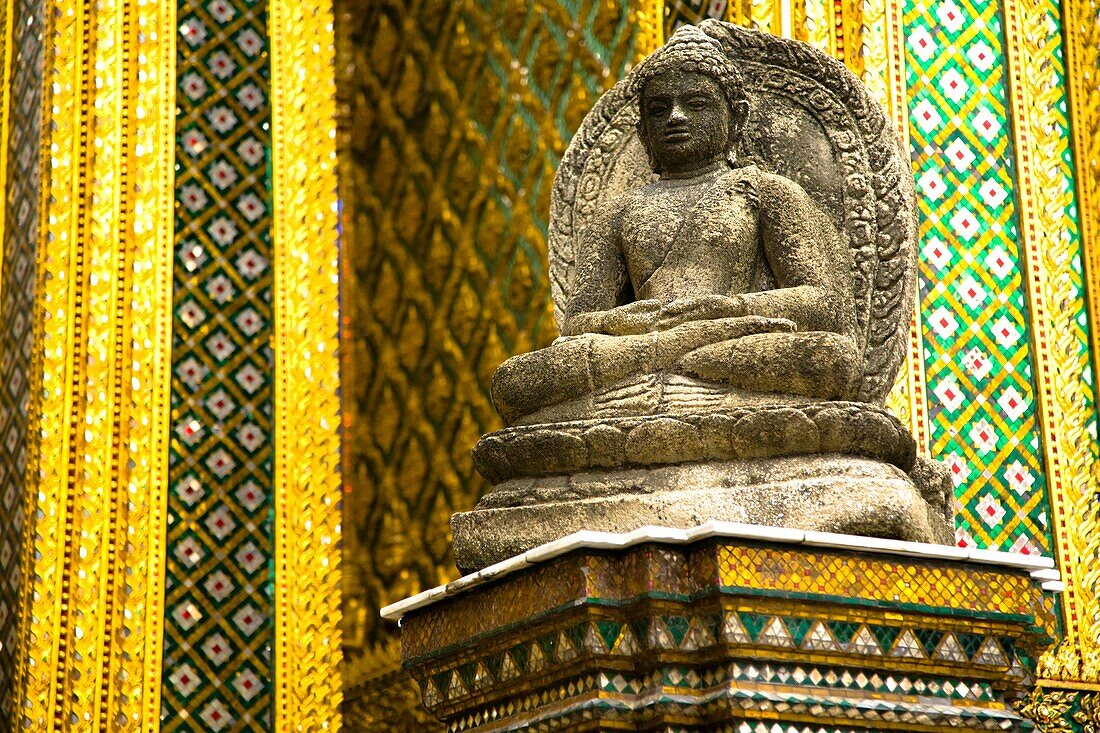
[686,95,711,109]
[647,100,670,116]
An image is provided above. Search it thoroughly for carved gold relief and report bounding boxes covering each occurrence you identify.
[1062,0,1100,683]
[337,0,648,654]
[1021,687,1100,733]
[1021,688,1079,733]
[1003,0,1100,683]
[269,0,345,729]
[16,1,176,730]
[336,0,652,727]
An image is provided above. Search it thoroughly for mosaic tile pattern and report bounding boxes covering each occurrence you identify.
[163,0,275,729]
[0,0,44,724]
[403,542,1055,658]
[901,0,1050,555]
[418,612,1024,712]
[400,540,1053,731]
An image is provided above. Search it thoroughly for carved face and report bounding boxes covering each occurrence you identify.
[641,70,733,175]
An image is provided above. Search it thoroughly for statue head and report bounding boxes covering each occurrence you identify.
[632,24,750,176]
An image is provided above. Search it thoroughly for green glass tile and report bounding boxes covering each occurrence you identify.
[784,617,812,647]
[903,0,1052,556]
[958,632,984,660]
[596,620,622,651]
[827,620,859,645]
[869,624,900,653]
[485,652,503,680]
[566,623,586,651]
[511,642,529,672]
[739,612,769,641]
[915,628,944,656]
[664,616,690,646]
[163,0,277,728]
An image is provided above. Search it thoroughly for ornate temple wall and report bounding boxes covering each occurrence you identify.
[0,1,342,730]
[335,0,657,654]
[0,0,1096,730]
[340,0,1100,729]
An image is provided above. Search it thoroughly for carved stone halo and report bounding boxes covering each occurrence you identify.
[547,19,918,405]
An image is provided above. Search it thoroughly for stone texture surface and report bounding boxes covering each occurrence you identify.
[546,20,917,406]
[474,401,916,484]
[453,22,945,571]
[453,454,950,571]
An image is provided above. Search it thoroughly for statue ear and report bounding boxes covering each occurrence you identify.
[729,99,749,137]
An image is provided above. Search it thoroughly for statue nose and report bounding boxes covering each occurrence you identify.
[669,103,688,124]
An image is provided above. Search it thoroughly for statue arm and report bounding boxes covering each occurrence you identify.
[749,174,854,335]
[563,202,660,336]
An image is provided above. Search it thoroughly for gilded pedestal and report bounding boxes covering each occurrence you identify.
[385,526,1057,731]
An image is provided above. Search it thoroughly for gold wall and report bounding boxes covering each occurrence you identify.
[336,0,653,658]
[337,2,1100,731]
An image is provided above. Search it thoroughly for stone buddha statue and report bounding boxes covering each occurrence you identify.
[492,25,860,427]
[452,21,953,572]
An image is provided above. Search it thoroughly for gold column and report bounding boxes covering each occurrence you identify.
[15,0,176,730]
[1065,5,1100,390]
[835,0,863,74]
[804,0,832,54]
[1003,0,1100,687]
[1062,0,1100,686]
[859,0,889,103]
[749,0,783,35]
[638,0,663,54]
[269,0,344,728]
[879,0,930,455]
[726,0,755,26]
[0,0,14,281]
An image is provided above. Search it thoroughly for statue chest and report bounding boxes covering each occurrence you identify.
[620,177,760,300]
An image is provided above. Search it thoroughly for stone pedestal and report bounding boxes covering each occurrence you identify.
[383,524,1058,732]
[454,404,955,572]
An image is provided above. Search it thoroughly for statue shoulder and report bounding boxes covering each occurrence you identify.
[755,170,814,205]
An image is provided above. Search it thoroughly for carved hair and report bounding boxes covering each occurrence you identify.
[632,24,749,173]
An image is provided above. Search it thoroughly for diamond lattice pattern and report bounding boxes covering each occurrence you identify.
[0,0,44,725]
[163,0,275,729]
[902,0,1050,554]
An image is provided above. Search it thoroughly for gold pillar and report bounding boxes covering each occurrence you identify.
[15,1,177,729]
[8,0,346,729]
[1003,0,1100,688]
[0,0,14,281]
[1063,0,1100,685]
[269,0,344,728]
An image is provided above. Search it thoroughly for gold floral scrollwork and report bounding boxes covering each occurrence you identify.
[1003,0,1100,680]
[1021,689,1100,733]
[1076,693,1100,732]
[1063,0,1100,684]
[1020,688,1077,733]
[1038,643,1100,685]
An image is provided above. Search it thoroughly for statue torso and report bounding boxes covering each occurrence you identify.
[619,168,762,301]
